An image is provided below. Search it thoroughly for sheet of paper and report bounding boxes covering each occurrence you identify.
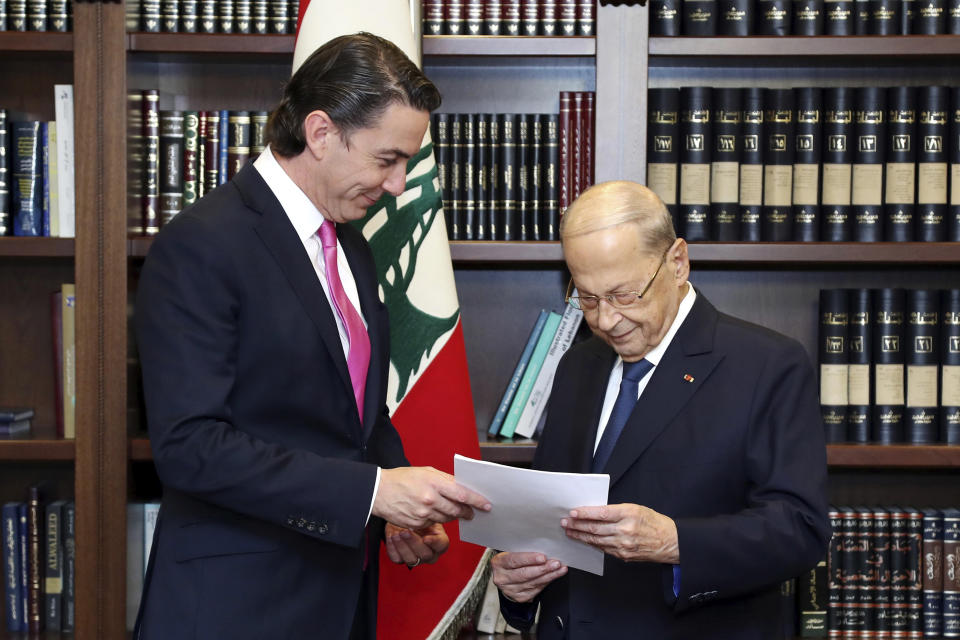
[454,454,609,575]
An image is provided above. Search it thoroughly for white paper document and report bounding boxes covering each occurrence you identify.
[454,454,610,575]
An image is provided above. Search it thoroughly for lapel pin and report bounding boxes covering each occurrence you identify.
[683,374,695,383]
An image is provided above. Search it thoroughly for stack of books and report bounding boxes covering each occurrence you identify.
[0,408,33,438]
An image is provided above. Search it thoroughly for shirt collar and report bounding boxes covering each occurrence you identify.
[621,282,697,369]
[253,145,327,242]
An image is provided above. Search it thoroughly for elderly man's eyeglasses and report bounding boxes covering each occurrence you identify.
[565,259,666,311]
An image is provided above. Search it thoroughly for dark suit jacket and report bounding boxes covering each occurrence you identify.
[134,164,407,640]
[503,292,831,640]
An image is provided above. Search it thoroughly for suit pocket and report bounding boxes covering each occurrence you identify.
[172,520,279,562]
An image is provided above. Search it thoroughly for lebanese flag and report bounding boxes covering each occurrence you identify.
[293,3,490,639]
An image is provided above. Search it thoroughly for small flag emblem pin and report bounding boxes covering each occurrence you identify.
[683,374,695,382]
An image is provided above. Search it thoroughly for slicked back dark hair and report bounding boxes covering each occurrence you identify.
[266,32,441,157]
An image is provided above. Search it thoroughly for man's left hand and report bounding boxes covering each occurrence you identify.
[385,522,449,567]
[561,503,679,564]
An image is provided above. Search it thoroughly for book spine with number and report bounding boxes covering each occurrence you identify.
[711,87,741,241]
[905,289,939,444]
[916,85,949,241]
[885,86,917,242]
[43,500,64,631]
[943,508,960,638]
[488,309,548,436]
[762,88,795,241]
[159,110,184,227]
[541,113,559,241]
[872,288,906,443]
[824,0,855,31]
[951,87,960,240]
[498,113,518,241]
[719,0,752,33]
[740,87,764,241]
[500,311,562,438]
[822,87,854,241]
[513,303,583,438]
[12,121,42,237]
[942,289,960,444]
[647,88,680,231]
[922,508,944,638]
[651,0,681,34]
[2,502,23,632]
[852,86,886,242]
[226,110,250,180]
[847,288,872,443]
[820,288,849,442]
[141,90,160,235]
[794,87,822,241]
[679,86,712,241]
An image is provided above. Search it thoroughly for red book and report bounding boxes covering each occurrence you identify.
[445,0,465,34]
[571,91,584,202]
[559,0,577,34]
[539,0,557,34]
[203,111,221,196]
[558,91,573,211]
[576,0,594,35]
[423,0,444,34]
[521,0,538,34]
[582,91,595,190]
[503,0,521,35]
[466,0,484,34]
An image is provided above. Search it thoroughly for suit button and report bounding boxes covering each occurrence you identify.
[317,523,329,534]
[554,616,564,630]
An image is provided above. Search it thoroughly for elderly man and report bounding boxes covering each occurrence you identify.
[493,180,830,639]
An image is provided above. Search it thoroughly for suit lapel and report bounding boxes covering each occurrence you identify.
[235,165,356,414]
[555,339,615,475]
[603,293,724,487]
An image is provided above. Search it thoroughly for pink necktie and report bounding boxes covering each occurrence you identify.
[318,221,371,424]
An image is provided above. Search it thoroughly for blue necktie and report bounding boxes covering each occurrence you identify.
[592,358,654,473]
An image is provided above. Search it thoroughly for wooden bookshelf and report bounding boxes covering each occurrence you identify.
[0,30,73,52]
[0,423,75,461]
[423,35,595,57]
[0,238,75,257]
[649,34,960,58]
[127,32,295,54]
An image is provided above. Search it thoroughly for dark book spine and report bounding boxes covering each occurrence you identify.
[218,109,228,185]
[43,501,63,631]
[794,87,822,242]
[820,288,850,443]
[914,0,946,30]
[41,122,49,237]
[885,86,917,242]
[905,289,940,444]
[1,0,10,31]
[161,0,178,31]
[852,86,886,242]
[9,0,25,30]
[824,0,855,32]
[872,288,906,444]
[425,0,444,34]
[250,110,268,158]
[718,0,752,33]
[498,113,518,241]
[855,507,874,636]
[828,506,843,637]
[582,91,595,191]
[158,109,184,226]
[433,114,453,237]
[503,0,521,34]
[182,111,199,207]
[571,92,584,203]
[488,115,500,239]
[542,113,559,241]
[528,114,542,240]
[906,508,924,636]
[680,87,712,242]
[855,0,872,30]
[902,0,915,30]
[0,109,9,236]
[203,110,220,195]
[794,0,825,32]
[226,110,249,180]
[49,0,67,31]
[127,93,144,234]
[196,110,208,198]
[268,0,287,33]
[683,0,718,33]
[651,0,682,34]
[286,0,296,33]
[516,113,531,239]
[916,86,949,241]
[890,507,911,636]
[873,507,892,637]
[799,558,829,636]
[576,0,593,34]
[922,509,944,638]
[539,0,557,35]
[462,113,477,241]
[559,0,576,34]
[234,0,250,32]
[762,88,795,241]
[558,91,572,212]
[141,89,160,235]
[181,0,198,31]
[252,0,267,33]
[466,0,484,34]
[869,0,900,32]
[942,289,960,445]
[12,121,43,237]
[711,87,741,242]
[450,113,463,240]
[218,0,234,33]
[841,507,862,635]
[26,0,44,30]
[200,0,216,32]
[61,502,73,633]
[475,115,490,240]
[951,87,960,240]
[951,0,960,31]
[740,87,764,242]
[757,0,792,32]
[26,487,40,634]
[484,0,503,34]
[847,288,872,443]
[648,88,680,231]
[17,505,26,631]
[3,503,23,633]
[141,0,160,30]
[521,0,538,34]
[943,509,960,638]
[822,87,854,242]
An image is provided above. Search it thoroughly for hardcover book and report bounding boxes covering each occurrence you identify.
[647,88,680,230]
[757,0,792,32]
[820,288,850,443]
[922,508,944,638]
[683,0,718,33]
[541,113,559,241]
[141,89,160,236]
[679,86,712,241]
[762,88,795,242]
[497,113,518,241]
[158,109,184,227]
[793,87,822,242]
[718,0,752,34]
[942,288,960,444]
[905,289,939,444]
[847,288,872,443]
[487,309,548,436]
[822,87,854,242]
[951,87,960,240]
[0,109,9,236]
[740,87,764,241]
[11,121,42,237]
[711,87,741,241]
[916,86,949,241]
[872,288,906,443]
[943,508,960,637]
[794,0,825,32]
[852,86,885,242]
[651,0,682,33]
[884,86,917,242]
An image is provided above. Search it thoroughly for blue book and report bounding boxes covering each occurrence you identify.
[17,504,27,631]
[2,503,23,632]
[218,109,229,186]
[61,501,75,633]
[41,122,50,237]
[500,311,562,438]
[487,310,548,436]
[12,121,43,236]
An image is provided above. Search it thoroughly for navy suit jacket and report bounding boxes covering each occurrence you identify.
[134,164,407,639]
[503,292,831,639]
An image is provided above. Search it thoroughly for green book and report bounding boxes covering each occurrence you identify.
[499,311,562,438]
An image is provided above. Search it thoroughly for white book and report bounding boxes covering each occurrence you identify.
[474,574,501,634]
[495,611,508,633]
[513,304,584,438]
[53,85,75,238]
[143,502,160,577]
[126,503,145,632]
[61,284,76,439]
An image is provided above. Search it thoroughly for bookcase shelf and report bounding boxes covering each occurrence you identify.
[649,35,960,58]
[0,237,75,257]
[127,32,295,54]
[827,445,960,468]
[0,423,75,461]
[423,35,596,57]
[0,31,73,53]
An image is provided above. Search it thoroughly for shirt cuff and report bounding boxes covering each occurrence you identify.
[365,467,381,526]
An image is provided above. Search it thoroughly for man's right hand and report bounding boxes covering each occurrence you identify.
[372,466,491,530]
[491,552,568,603]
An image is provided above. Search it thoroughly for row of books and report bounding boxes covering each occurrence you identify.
[125,502,160,631]
[647,85,960,243]
[796,506,960,637]
[125,0,299,34]
[0,407,33,438]
[434,91,595,241]
[651,0,960,36]
[2,492,75,634]
[127,91,268,235]
[0,0,72,31]
[487,304,584,439]
[817,288,960,446]
[0,88,76,238]
[422,0,595,36]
